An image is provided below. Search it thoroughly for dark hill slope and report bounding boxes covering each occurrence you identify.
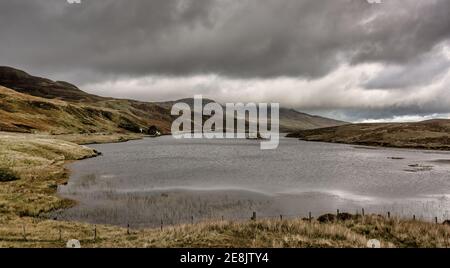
[0,66,104,101]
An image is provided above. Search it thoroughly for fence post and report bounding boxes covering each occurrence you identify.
[59,227,62,241]
[435,217,438,224]
[221,216,224,221]
[413,215,416,221]
[280,215,283,221]
[362,208,365,217]
[94,225,97,241]
[22,225,26,241]
[309,212,312,222]
[388,212,390,219]
[191,216,194,225]
[127,223,130,235]
[160,219,163,231]
[251,212,256,221]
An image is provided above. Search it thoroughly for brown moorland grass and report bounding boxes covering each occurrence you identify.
[0,132,99,217]
[0,85,172,134]
[1,215,449,248]
[287,119,450,150]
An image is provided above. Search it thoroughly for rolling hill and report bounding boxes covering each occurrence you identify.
[0,66,103,101]
[0,85,173,134]
[0,66,346,135]
[287,119,450,150]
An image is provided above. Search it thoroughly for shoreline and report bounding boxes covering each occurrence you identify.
[286,136,450,152]
[46,132,145,145]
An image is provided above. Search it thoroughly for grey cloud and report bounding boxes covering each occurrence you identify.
[2,0,450,122]
[364,47,450,89]
[306,107,450,123]
[350,0,450,65]
[0,0,449,82]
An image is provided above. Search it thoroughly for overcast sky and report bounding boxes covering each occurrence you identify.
[1,0,449,122]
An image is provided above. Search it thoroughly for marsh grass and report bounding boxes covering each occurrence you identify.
[0,132,98,217]
[0,214,449,248]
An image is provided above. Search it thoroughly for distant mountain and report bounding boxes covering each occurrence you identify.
[287,119,450,150]
[0,66,347,134]
[277,108,347,132]
[156,98,347,132]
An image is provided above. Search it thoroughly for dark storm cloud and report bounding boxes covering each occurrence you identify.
[1,0,450,122]
[0,0,449,80]
[0,0,217,77]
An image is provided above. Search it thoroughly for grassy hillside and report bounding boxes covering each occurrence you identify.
[287,119,450,150]
[0,85,172,134]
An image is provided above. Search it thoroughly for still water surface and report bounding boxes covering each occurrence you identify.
[58,136,450,227]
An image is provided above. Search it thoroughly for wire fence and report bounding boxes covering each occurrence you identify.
[52,207,450,228]
[3,208,449,244]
